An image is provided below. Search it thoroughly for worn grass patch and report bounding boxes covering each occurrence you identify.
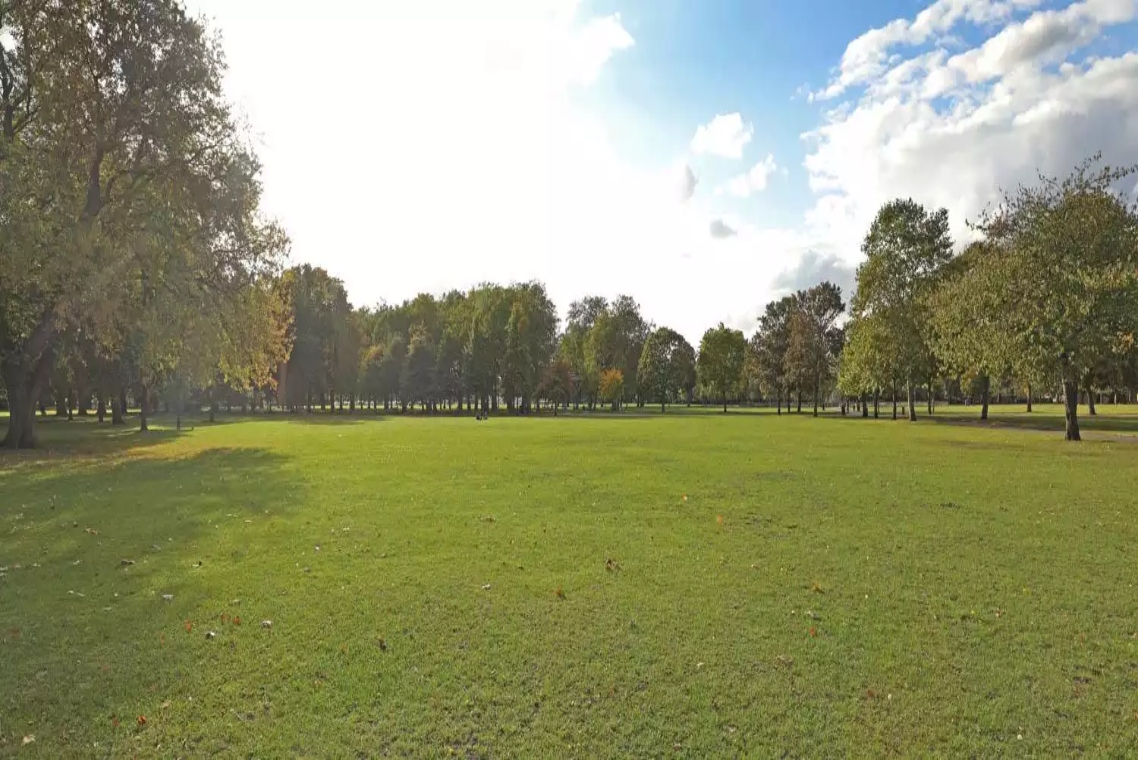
[3,406,1138,756]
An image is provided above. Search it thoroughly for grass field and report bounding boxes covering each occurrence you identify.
[3,406,1138,757]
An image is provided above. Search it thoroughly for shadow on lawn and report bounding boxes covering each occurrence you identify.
[921,410,1138,435]
[0,444,305,754]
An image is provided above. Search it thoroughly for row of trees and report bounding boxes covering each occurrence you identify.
[3,5,1133,445]
[745,157,1138,441]
[10,153,1133,445]
[835,156,1138,441]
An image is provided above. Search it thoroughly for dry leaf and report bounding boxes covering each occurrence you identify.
[22,735,34,745]
[261,620,272,629]
[205,631,217,639]
[120,559,135,566]
[161,594,174,602]
[137,715,147,726]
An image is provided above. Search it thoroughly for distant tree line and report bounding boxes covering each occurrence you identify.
[3,5,1136,447]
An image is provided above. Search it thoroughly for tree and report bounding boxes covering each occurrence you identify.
[950,155,1138,440]
[637,327,690,412]
[751,296,796,413]
[401,327,436,411]
[782,283,845,416]
[848,199,953,422]
[598,368,624,411]
[697,324,746,413]
[1,1,281,447]
[673,338,697,405]
[538,357,574,414]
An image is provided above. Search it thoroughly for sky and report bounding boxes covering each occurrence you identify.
[186,0,1138,344]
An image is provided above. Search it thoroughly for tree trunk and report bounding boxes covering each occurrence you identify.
[1086,382,1096,416]
[861,392,868,418]
[1064,380,1081,441]
[55,393,68,417]
[892,384,897,420]
[111,388,125,426]
[139,386,149,432]
[907,381,917,422]
[927,381,933,415]
[661,400,665,413]
[722,393,727,413]
[777,390,782,415]
[1026,383,1033,413]
[980,375,990,421]
[1,360,39,449]
[119,389,128,422]
[209,394,218,423]
[97,397,107,423]
[796,390,802,414]
[812,375,819,418]
[873,388,879,419]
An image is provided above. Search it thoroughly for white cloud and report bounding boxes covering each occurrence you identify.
[690,113,754,159]
[722,154,778,197]
[801,0,1138,275]
[814,0,1046,100]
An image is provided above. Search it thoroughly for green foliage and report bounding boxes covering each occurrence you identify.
[637,327,693,411]
[844,198,953,417]
[697,323,746,411]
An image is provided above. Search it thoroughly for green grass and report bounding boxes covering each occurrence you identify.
[3,406,1138,757]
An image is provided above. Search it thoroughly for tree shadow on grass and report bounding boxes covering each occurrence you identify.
[0,444,306,756]
[921,410,1138,436]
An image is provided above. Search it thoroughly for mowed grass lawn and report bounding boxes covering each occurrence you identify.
[3,407,1138,757]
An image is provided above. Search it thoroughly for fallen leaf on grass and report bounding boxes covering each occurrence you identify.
[809,627,817,637]
[183,621,193,632]
[9,627,19,639]
[378,638,387,651]
[232,616,241,626]
[205,631,217,640]
[120,559,135,566]
[481,583,491,591]
[261,620,272,629]
[716,514,724,526]
[84,527,99,535]
[681,494,688,502]
[161,700,171,709]
[161,594,173,602]
[137,715,146,726]
[605,558,620,572]
[554,586,566,600]
[112,716,120,727]
[22,735,34,745]
[810,581,825,594]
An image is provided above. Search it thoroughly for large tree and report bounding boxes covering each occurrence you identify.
[941,156,1138,440]
[697,324,746,413]
[847,198,953,422]
[1,0,284,446]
